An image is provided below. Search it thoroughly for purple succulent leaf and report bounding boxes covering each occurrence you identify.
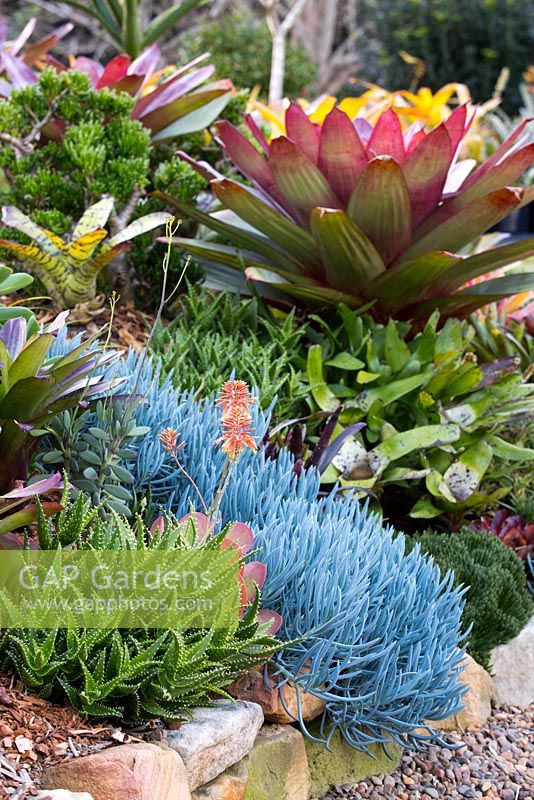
[367,108,406,164]
[0,77,12,97]
[134,65,215,120]
[353,118,372,143]
[45,310,69,336]
[0,17,7,48]
[10,17,36,55]
[128,43,160,80]
[285,101,321,164]
[305,407,342,471]
[13,421,34,432]
[1,470,63,500]
[71,56,104,86]
[1,50,37,88]
[176,150,226,182]
[315,421,367,475]
[0,317,26,360]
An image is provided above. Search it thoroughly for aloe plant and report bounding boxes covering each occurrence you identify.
[0,510,282,722]
[304,309,534,517]
[0,200,171,307]
[0,313,122,493]
[162,104,534,322]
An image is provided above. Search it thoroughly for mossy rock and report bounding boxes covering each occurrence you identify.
[304,723,402,798]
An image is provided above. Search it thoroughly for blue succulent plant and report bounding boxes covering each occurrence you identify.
[47,337,467,750]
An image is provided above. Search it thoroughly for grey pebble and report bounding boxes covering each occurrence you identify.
[319,705,534,799]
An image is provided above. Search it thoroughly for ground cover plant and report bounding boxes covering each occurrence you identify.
[301,308,534,520]
[30,337,468,750]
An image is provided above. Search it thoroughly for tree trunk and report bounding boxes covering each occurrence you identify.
[269,30,286,104]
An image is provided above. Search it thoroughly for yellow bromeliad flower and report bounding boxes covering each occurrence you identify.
[394,83,470,128]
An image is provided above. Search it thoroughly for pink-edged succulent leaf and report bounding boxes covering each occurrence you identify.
[310,208,385,294]
[408,272,534,320]
[269,136,342,215]
[244,113,269,154]
[366,107,406,164]
[443,105,470,156]
[364,252,461,313]
[216,121,277,188]
[224,521,254,555]
[243,560,267,602]
[156,190,303,273]
[427,237,534,296]
[1,471,64,500]
[446,143,534,208]
[463,117,534,190]
[403,123,453,228]
[178,511,213,540]
[318,107,368,205]
[257,608,283,636]
[285,101,320,164]
[347,156,412,265]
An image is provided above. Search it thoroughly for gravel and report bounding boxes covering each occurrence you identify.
[318,705,534,800]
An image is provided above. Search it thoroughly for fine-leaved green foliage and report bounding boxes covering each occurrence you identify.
[149,286,307,419]
[0,69,150,237]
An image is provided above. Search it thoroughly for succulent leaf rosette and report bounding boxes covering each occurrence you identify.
[163,103,534,322]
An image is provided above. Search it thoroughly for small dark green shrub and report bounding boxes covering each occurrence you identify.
[149,286,307,419]
[408,528,533,670]
[178,10,317,98]
[0,70,150,236]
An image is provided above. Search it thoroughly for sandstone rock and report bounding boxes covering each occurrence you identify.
[304,725,401,798]
[42,742,191,800]
[192,761,248,800]
[429,654,493,731]
[491,615,534,707]
[36,792,95,800]
[243,724,310,800]
[167,700,263,791]
[227,668,326,724]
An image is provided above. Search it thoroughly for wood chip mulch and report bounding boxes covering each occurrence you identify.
[0,673,160,799]
[37,299,156,351]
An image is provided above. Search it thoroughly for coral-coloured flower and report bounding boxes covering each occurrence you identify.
[216,380,256,418]
[216,406,257,460]
[160,427,185,456]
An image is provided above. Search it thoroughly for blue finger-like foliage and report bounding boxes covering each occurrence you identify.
[49,339,467,750]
